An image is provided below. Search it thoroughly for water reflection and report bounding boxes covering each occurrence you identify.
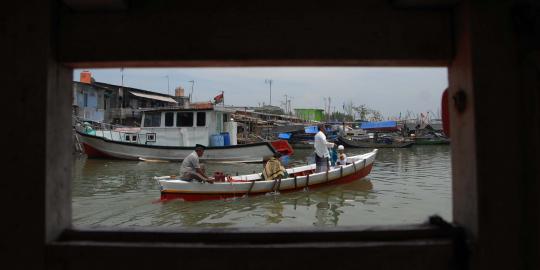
[72,145,451,227]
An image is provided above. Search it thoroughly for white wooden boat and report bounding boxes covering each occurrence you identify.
[76,106,292,162]
[156,149,378,201]
[77,131,277,162]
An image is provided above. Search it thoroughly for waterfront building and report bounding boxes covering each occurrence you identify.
[294,108,325,122]
[73,71,186,125]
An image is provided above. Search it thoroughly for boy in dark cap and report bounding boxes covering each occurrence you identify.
[179,144,213,183]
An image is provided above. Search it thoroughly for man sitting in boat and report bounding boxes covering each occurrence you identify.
[314,124,335,172]
[336,145,348,166]
[262,153,287,180]
[179,144,214,183]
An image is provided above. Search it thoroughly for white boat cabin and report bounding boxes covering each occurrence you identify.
[89,107,238,147]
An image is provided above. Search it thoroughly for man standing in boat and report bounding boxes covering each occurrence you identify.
[179,144,214,183]
[314,124,335,172]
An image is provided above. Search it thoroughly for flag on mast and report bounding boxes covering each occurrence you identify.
[214,91,224,104]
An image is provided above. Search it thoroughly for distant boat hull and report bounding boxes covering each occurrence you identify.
[291,141,315,149]
[77,131,277,163]
[338,136,414,148]
[413,137,450,145]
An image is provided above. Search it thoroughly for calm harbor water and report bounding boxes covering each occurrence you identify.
[72,145,452,228]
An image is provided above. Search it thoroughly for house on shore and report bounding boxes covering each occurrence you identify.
[73,71,188,126]
[294,108,325,122]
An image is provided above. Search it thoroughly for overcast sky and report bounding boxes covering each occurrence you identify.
[74,67,448,119]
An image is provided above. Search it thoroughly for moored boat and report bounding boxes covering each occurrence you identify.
[413,136,450,145]
[282,125,338,150]
[411,131,450,145]
[76,106,293,162]
[338,136,414,148]
[336,120,415,148]
[156,149,377,201]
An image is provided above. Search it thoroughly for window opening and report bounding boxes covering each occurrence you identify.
[72,67,450,229]
[146,133,156,142]
[197,112,206,127]
[143,112,161,127]
[177,112,194,127]
[164,112,174,127]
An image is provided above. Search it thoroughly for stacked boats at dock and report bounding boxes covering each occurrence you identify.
[338,121,414,148]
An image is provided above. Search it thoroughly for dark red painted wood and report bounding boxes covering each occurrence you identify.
[82,143,113,158]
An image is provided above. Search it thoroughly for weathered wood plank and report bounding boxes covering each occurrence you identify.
[59,222,456,243]
[58,1,452,67]
[48,239,455,270]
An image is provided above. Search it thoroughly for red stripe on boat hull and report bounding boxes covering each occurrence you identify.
[161,164,373,202]
[82,143,114,158]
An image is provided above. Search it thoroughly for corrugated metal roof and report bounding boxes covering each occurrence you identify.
[129,91,177,103]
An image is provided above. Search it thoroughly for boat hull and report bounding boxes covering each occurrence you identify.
[338,136,414,148]
[77,131,276,162]
[158,150,377,201]
[413,137,450,145]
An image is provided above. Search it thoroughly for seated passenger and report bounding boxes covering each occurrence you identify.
[336,145,348,166]
[262,153,287,180]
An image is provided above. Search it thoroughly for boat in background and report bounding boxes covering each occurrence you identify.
[280,124,339,150]
[337,120,414,148]
[157,149,378,201]
[412,132,450,145]
[338,135,414,148]
[76,106,293,163]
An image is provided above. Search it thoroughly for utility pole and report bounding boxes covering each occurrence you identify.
[166,75,170,95]
[288,98,292,115]
[283,94,290,114]
[120,68,124,118]
[188,80,195,102]
[324,97,332,121]
[284,95,293,115]
[265,79,273,106]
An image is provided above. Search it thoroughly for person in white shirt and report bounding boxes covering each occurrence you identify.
[179,144,213,183]
[336,145,348,166]
[314,124,335,172]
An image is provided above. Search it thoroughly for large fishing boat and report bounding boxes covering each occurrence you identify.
[156,149,377,201]
[76,105,293,163]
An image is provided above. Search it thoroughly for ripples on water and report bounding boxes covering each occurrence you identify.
[72,145,451,228]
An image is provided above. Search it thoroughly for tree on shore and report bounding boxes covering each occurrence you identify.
[352,104,383,121]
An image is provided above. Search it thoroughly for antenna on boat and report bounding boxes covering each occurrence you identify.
[189,80,195,102]
[120,68,124,87]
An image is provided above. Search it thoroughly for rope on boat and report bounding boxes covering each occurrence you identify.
[305,174,310,189]
[245,180,256,197]
[340,166,343,178]
[276,178,282,191]
[271,178,277,192]
[353,161,357,172]
[294,175,297,189]
[326,166,329,182]
[363,158,367,169]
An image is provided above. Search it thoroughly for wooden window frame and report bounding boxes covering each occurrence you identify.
[6,1,538,269]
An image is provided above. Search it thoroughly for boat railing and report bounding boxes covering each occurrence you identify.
[73,116,143,144]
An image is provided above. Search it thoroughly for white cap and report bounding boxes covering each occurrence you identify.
[338,145,344,150]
